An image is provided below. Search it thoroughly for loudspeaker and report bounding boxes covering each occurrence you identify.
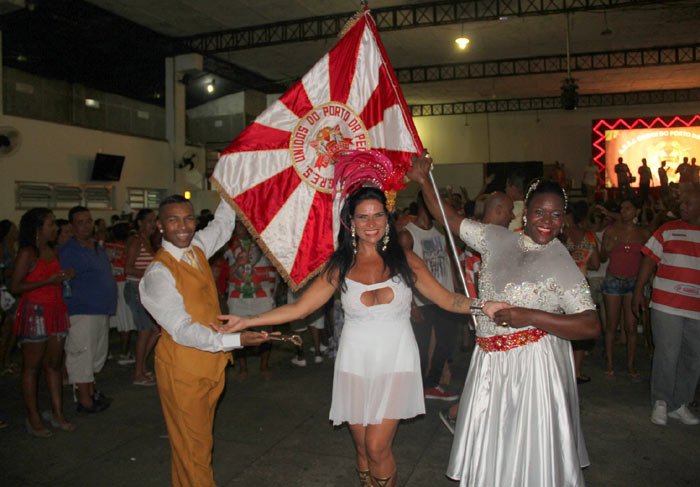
[561,78,579,110]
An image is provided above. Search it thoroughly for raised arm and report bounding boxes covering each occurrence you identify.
[406,150,464,237]
[214,270,338,333]
[193,199,238,259]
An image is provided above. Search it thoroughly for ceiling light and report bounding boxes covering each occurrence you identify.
[455,23,469,50]
[455,37,470,49]
[184,191,191,200]
[206,80,215,93]
[601,11,613,36]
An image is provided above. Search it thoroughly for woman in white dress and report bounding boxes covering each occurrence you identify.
[217,178,505,487]
[409,154,601,487]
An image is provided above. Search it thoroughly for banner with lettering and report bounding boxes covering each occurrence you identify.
[212,8,423,290]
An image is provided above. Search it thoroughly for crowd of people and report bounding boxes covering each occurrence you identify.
[0,152,698,487]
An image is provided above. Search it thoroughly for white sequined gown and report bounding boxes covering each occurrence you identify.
[329,276,425,426]
[447,219,594,487]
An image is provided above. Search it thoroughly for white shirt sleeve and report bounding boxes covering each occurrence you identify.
[139,262,241,352]
[193,199,237,259]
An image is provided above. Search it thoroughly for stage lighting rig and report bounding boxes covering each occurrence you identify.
[561,78,579,111]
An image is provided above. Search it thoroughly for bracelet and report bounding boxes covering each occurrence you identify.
[469,298,486,315]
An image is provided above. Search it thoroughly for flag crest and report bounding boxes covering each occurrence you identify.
[212,9,423,290]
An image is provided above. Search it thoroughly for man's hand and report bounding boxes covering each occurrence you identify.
[240,330,271,346]
[631,290,645,319]
[406,149,432,185]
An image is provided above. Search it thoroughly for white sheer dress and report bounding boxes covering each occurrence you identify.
[447,219,594,487]
[329,276,425,426]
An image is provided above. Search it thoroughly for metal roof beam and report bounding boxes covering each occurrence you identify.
[202,56,287,93]
[396,43,700,83]
[175,0,669,54]
[409,87,700,115]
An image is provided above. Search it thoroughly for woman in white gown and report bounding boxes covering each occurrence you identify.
[409,155,601,487]
[216,169,505,487]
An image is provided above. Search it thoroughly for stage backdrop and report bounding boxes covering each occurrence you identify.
[592,115,700,187]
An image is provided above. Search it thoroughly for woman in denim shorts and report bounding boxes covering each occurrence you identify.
[600,199,650,379]
[12,208,75,436]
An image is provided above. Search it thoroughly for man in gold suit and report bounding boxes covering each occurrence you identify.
[140,194,270,487]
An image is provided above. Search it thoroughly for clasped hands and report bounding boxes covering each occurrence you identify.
[491,306,536,328]
[212,315,279,346]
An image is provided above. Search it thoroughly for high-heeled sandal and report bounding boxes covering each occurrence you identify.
[370,469,396,487]
[356,469,372,487]
[25,418,52,438]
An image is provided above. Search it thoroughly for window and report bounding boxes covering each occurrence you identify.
[15,182,114,210]
[127,187,167,210]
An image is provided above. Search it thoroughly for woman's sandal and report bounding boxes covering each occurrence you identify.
[25,418,52,438]
[42,411,75,432]
[356,469,372,487]
[628,370,642,382]
[371,470,397,487]
[604,369,615,379]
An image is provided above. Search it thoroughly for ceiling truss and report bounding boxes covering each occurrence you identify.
[410,87,700,116]
[202,56,287,93]
[397,43,700,83]
[176,0,668,54]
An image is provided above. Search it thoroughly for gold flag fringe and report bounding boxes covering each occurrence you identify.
[338,6,367,38]
[211,176,328,292]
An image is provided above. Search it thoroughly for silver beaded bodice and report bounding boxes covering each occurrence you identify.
[459,219,594,337]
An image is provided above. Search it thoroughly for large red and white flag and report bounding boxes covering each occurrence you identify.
[212,8,423,290]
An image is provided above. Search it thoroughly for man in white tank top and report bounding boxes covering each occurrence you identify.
[399,192,459,401]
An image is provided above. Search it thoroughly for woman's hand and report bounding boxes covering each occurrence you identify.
[213,314,251,334]
[482,301,511,320]
[49,267,75,285]
[492,307,536,328]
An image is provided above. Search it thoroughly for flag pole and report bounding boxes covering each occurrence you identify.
[428,170,478,329]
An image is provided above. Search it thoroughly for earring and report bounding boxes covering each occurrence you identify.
[351,225,357,254]
[522,215,527,227]
[381,222,389,252]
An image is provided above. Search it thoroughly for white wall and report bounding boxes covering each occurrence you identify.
[3,99,699,222]
[413,101,700,200]
[0,113,205,222]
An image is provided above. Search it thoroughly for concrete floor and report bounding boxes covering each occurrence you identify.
[0,330,698,487]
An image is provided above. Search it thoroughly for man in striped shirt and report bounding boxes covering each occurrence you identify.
[633,185,700,426]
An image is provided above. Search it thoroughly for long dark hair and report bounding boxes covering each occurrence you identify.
[135,209,154,231]
[326,186,414,291]
[19,208,53,250]
[0,220,13,243]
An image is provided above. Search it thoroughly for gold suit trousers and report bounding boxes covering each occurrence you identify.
[155,356,226,487]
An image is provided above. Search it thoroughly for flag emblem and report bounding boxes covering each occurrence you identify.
[212,9,422,289]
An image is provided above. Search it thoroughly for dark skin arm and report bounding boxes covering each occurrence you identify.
[10,247,74,295]
[406,150,464,237]
[124,235,146,278]
[631,255,656,318]
[587,236,601,271]
[492,308,600,340]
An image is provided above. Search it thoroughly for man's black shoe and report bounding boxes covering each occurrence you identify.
[76,400,109,413]
[93,390,112,405]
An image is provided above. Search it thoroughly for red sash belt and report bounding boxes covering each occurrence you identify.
[476,328,548,352]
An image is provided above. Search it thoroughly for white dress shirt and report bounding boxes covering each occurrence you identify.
[140,200,242,352]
